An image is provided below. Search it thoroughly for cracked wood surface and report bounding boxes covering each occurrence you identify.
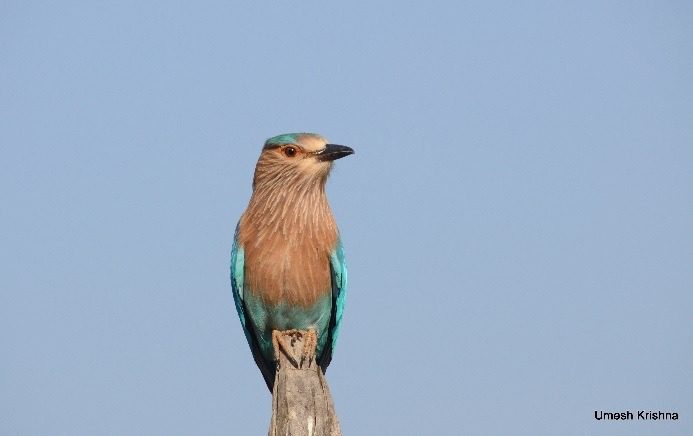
[268,330,341,436]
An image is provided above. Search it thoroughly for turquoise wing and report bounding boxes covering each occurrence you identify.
[319,238,348,370]
[230,225,250,342]
[230,225,276,390]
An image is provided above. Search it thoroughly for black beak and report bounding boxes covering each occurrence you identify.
[316,144,354,162]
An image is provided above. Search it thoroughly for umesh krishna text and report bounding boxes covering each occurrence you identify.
[594,410,679,420]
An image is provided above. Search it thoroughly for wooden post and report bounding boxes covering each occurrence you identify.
[268,330,342,436]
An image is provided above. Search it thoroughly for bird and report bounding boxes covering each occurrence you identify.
[230,133,353,391]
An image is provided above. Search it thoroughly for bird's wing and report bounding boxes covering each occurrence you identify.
[231,225,276,390]
[319,238,348,371]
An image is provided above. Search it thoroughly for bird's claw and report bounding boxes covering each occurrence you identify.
[272,329,318,368]
[302,329,317,363]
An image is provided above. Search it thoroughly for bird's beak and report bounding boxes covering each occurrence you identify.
[316,144,355,162]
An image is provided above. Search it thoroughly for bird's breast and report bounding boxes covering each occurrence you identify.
[240,225,336,308]
[238,188,338,307]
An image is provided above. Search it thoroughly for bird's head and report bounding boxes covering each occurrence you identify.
[252,133,354,190]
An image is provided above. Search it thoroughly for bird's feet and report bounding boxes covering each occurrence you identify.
[302,329,317,363]
[272,330,297,367]
[271,329,318,368]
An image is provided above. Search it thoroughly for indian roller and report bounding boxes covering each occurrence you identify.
[230,133,353,391]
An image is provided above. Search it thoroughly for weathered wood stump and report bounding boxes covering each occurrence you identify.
[268,329,342,436]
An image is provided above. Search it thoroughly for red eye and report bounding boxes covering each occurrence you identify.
[284,146,297,157]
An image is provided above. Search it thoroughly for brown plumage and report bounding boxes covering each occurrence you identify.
[237,134,339,307]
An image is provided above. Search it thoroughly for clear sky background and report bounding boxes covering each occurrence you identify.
[1,2,691,435]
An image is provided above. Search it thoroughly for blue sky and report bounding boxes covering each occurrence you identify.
[1,1,691,435]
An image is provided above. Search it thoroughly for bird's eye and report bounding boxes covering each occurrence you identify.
[284,146,297,157]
